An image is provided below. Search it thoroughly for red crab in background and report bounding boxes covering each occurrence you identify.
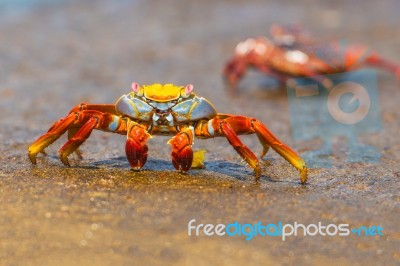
[223,24,400,93]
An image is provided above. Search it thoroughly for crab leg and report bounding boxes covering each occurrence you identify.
[28,113,77,164]
[59,117,98,166]
[59,111,127,165]
[70,103,118,114]
[195,114,307,184]
[28,104,127,165]
[251,118,307,184]
[365,52,400,78]
[168,126,194,173]
[68,127,84,159]
[219,121,262,177]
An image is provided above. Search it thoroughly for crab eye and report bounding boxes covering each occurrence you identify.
[181,84,194,98]
[131,82,139,92]
[131,82,143,96]
[185,84,194,94]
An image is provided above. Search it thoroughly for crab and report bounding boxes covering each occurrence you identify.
[28,83,307,184]
[223,24,400,93]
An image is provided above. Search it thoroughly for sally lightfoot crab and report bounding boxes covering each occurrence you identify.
[224,24,400,93]
[28,83,307,184]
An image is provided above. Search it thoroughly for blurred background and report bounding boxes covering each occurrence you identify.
[0,0,399,265]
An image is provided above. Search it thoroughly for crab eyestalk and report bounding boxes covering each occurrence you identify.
[131,82,143,96]
[180,84,194,98]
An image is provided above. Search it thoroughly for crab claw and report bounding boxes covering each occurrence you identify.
[223,58,248,95]
[171,146,193,173]
[125,138,148,170]
[125,125,150,170]
[168,127,194,173]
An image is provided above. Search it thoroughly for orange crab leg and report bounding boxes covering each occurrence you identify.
[28,104,128,165]
[195,114,307,184]
[168,127,194,173]
[67,104,123,159]
[250,119,307,184]
[67,126,84,159]
[58,110,127,165]
[71,103,118,114]
[219,121,261,177]
[365,52,400,79]
[59,116,98,166]
[339,44,398,74]
[28,113,77,164]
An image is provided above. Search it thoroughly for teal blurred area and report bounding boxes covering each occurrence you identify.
[0,0,63,21]
[0,0,60,8]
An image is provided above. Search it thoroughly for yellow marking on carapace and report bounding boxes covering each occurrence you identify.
[143,84,183,102]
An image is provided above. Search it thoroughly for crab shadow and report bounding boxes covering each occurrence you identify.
[40,154,295,184]
[88,156,280,183]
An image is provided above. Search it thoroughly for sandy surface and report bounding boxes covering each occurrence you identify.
[0,0,399,265]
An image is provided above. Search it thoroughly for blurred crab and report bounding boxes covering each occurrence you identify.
[28,83,307,184]
[224,24,400,93]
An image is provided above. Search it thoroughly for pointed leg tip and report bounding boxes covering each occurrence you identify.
[28,154,37,165]
[253,166,262,180]
[260,149,268,159]
[300,167,308,185]
[28,147,37,164]
[60,155,71,167]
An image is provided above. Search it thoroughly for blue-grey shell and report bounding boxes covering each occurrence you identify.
[115,93,217,124]
[172,96,217,123]
[115,94,153,121]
